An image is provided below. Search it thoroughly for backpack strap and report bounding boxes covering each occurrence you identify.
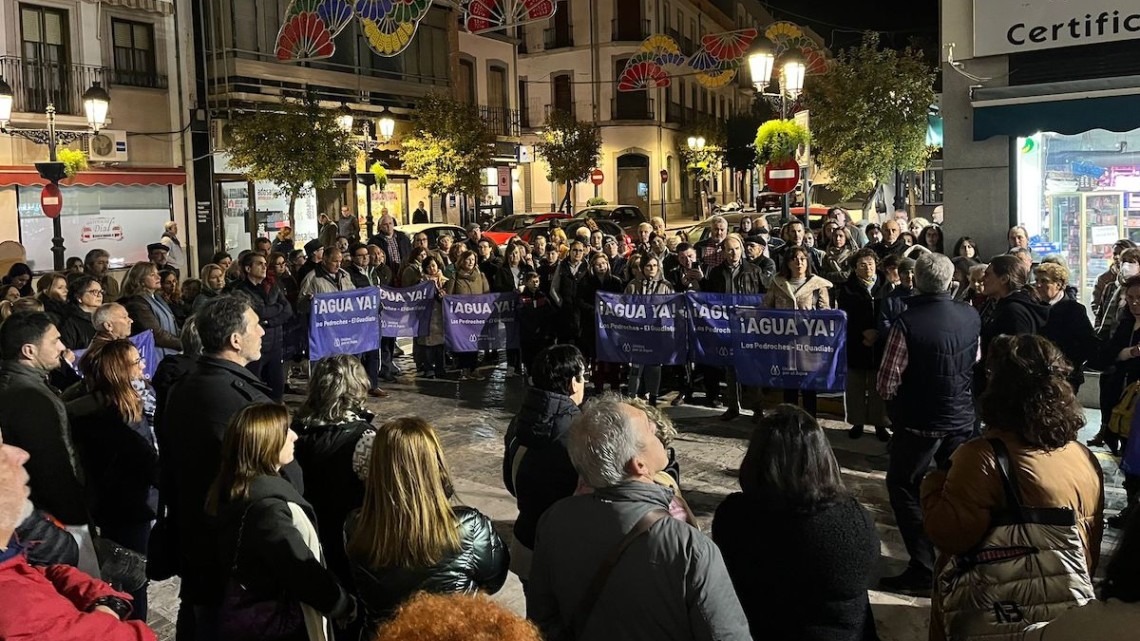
[987,438,1026,520]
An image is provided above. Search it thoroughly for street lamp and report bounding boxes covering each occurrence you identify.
[0,76,111,270]
[336,103,354,133]
[688,136,708,220]
[378,114,395,142]
[749,47,807,223]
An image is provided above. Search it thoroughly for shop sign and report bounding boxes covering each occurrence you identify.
[974,0,1140,57]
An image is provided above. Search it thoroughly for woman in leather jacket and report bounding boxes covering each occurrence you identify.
[345,417,508,631]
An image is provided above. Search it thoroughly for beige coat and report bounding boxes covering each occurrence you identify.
[763,274,832,310]
[444,269,489,296]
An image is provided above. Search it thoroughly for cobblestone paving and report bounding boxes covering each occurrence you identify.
[145,358,1127,640]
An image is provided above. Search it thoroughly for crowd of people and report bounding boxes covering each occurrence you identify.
[0,205,1139,641]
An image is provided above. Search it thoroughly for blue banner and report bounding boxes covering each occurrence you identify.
[443,293,520,351]
[731,307,847,391]
[73,330,158,380]
[309,287,381,360]
[595,292,688,365]
[379,281,437,338]
[686,292,765,367]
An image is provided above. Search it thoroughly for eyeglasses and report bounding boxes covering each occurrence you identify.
[131,357,144,366]
[85,289,105,296]
[354,252,369,258]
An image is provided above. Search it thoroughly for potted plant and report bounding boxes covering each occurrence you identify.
[57,148,90,180]
[753,119,810,167]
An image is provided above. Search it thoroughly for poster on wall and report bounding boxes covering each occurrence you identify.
[19,207,170,271]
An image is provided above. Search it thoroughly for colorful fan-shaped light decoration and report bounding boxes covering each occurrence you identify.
[695,68,737,88]
[355,0,431,57]
[618,60,670,91]
[765,21,804,46]
[464,0,556,34]
[800,46,829,75]
[276,11,338,60]
[697,28,758,62]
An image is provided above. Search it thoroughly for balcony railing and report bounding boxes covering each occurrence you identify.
[0,56,106,116]
[544,103,575,120]
[611,97,655,121]
[544,26,574,49]
[612,19,651,42]
[666,28,694,55]
[479,105,521,137]
[104,68,168,89]
[665,101,684,124]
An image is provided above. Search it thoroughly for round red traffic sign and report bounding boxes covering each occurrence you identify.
[764,159,800,194]
[590,169,604,186]
[41,183,63,218]
[660,169,669,184]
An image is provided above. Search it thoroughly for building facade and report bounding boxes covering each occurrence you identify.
[942,0,1140,304]
[0,0,189,272]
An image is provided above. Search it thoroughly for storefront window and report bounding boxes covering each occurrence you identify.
[1016,128,1140,305]
[17,185,172,271]
[253,182,318,246]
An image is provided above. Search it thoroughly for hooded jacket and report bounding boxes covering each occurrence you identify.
[764,274,833,310]
[502,388,581,550]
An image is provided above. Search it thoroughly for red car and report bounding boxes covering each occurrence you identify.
[481,212,571,246]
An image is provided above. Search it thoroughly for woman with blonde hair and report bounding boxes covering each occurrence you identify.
[209,403,355,641]
[445,251,490,380]
[345,417,508,629]
[119,261,181,357]
[194,263,226,311]
[34,271,69,321]
[293,355,375,585]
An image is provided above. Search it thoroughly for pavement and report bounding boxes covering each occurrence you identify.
[144,354,1128,640]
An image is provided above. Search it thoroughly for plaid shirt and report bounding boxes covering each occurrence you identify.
[699,241,725,270]
[876,325,908,401]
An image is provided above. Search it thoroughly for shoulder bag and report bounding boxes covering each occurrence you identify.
[938,438,1095,641]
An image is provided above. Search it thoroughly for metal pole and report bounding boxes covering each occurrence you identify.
[661,180,666,225]
[365,183,374,240]
[47,104,65,271]
[779,94,789,224]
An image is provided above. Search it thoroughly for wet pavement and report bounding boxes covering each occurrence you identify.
[144,353,1128,641]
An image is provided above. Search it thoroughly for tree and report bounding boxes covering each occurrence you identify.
[227,97,356,229]
[677,122,725,217]
[805,32,935,199]
[400,94,495,205]
[533,111,602,213]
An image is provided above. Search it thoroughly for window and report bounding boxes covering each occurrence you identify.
[519,78,530,127]
[552,73,573,115]
[489,65,508,109]
[457,59,475,104]
[111,19,158,87]
[20,4,70,113]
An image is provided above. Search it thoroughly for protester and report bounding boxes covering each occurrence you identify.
[1035,262,1097,392]
[577,253,625,394]
[922,334,1104,641]
[445,250,490,381]
[836,248,891,440]
[67,339,158,619]
[876,253,980,595]
[764,245,833,417]
[713,405,879,641]
[374,592,541,641]
[821,226,855,284]
[158,270,185,323]
[35,272,69,322]
[207,403,355,638]
[977,255,1048,396]
[0,427,156,639]
[367,215,411,271]
[703,235,765,420]
[502,345,585,590]
[1008,224,1030,252]
[119,262,181,359]
[272,226,295,254]
[528,394,750,641]
[66,255,84,276]
[919,225,945,254]
[4,262,33,297]
[345,417,508,629]
[952,236,978,259]
[225,252,293,401]
[870,220,906,259]
[89,302,133,351]
[58,275,103,350]
[298,246,354,309]
[625,255,673,405]
[159,221,185,275]
[1091,275,1140,463]
[84,249,121,302]
[695,215,729,269]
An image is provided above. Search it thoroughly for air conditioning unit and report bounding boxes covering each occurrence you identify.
[87,130,129,162]
[210,118,235,151]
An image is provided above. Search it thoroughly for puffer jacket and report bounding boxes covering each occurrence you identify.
[921,429,1105,641]
[764,274,833,310]
[502,388,581,549]
[344,505,509,629]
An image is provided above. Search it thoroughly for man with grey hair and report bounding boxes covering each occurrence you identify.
[88,302,133,352]
[694,215,729,270]
[875,252,980,595]
[528,394,750,641]
[159,220,185,275]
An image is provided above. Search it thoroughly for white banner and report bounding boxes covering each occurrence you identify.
[974,0,1140,57]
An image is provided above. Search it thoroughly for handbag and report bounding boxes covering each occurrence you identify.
[937,438,1095,641]
[93,535,148,594]
[217,499,305,641]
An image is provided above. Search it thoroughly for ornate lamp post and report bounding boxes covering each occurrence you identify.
[748,46,806,223]
[0,78,111,270]
[687,135,707,221]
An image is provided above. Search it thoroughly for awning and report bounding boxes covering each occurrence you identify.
[972,75,1140,140]
[0,166,187,187]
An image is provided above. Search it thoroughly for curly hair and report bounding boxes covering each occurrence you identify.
[373,592,541,641]
[980,334,1084,451]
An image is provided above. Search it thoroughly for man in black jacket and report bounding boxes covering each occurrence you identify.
[366,214,411,271]
[702,236,764,421]
[164,296,304,638]
[225,252,294,400]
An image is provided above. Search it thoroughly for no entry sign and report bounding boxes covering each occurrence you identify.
[590,169,604,186]
[765,160,800,194]
[660,169,669,184]
[41,183,63,218]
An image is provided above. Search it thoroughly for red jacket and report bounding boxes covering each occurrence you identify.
[0,551,156,641]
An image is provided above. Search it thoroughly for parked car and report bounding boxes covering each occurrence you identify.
[677,210,828,245]
[572,205,648,236]
[517,219,633,256]
[396,223,467,248]
[482,212,571,246]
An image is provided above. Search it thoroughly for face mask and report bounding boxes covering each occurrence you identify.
[1123,263,1140,279]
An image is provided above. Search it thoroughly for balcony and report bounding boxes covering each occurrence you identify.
[104,68,168,90]
[479,105,521,137]
[544,103,575,120]
[0,56,106,117]
[666,28,694,55]
[665,101,684,124]
[611,97,655,121]
[612,19,651,42]
[544,26,574,50]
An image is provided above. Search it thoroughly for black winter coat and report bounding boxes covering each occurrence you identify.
[225,278,293,355]
[701,260,764,295]
[66,391,158,526]
[0,362,88,525]
[712,493,879,641]
[835,275,889,370]
[292,414,372,586]
[577,273,624,355]
[977,289,1050,395]
[217,475,353,620]
[165,356,305,604]
[57,304,96,351]
[1042,298,1098,389]
[344,505,509,629]
[502,388,581,550]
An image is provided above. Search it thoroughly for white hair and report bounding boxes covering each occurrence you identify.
[568,393,648,489]
[709,215,728,229]
[914,253,954,294]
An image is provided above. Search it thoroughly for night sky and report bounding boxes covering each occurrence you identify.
[755,0,939,55]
